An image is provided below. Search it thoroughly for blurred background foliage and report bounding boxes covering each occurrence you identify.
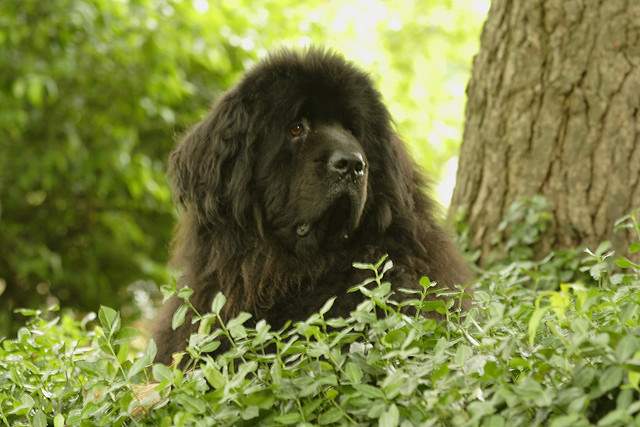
[0,0,487,334]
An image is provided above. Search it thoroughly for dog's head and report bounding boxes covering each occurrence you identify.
[170,48,418,256]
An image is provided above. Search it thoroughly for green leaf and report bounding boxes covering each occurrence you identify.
[382,329,406,348]
[273,412,302,425]
[173,394,207,414]
[160,284,177,302]
[172,304,189,330]
[616,335,639,362]
[13,308,41,317]
[227,312,252,329]
[98,306,119,333]
[53,414,65,427]
[431,364,449,383]
[599,366,624,393]
[345,362,364,383]
[353,384,386,399]
[616,257,640,269]
[549,414,582,427]
[379,403,399,427]
[128,340,157,379]
[32,410,47,427]
[483,415,506,427]
[319,297,336,315]
[203,363,226,390]
[318,407,343,424]
[597,409,630,426]
[374,255,389,270]
[114,326,140,344]
[152,364,173,383]
[211,292,227,314]
[381,260,394,276]
[353,261,375,270]
[199,338,221,353]
[419,276,434,288]
[421,300,447,314]
[177,286,194,300]
[242,390,275,410]
[528,306,550,346]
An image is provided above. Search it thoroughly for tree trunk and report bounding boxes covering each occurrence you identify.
[451,0,640,261]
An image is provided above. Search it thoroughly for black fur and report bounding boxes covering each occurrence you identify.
[153,48,470,363]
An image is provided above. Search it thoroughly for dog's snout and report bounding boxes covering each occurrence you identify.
[328,151,365,177]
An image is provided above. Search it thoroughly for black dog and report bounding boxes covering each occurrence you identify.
[153,48,470,363]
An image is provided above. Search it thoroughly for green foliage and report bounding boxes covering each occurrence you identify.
[0,0,225,328]
[492,196,554,262]
[2,220,640,426]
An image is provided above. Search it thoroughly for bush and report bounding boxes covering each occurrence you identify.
[1,214,639,426]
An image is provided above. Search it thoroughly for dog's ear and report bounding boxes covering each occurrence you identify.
[168,91,255,227]
[367,130,436,233]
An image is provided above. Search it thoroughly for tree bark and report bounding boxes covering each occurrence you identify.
[451,0,640,261]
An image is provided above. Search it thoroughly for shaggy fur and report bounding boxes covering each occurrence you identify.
[153,48,470,363]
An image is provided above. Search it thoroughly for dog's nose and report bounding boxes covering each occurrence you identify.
[328,151,365,177]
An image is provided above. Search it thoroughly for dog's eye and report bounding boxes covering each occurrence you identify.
[289,122,304,138]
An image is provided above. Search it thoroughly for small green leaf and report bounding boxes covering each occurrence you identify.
[242,390,275,410]
[345,362,363,383]
[152,364,173,383]
[381,260,394,276]
[528,306,550,346]
[160,283,177,302]
[273,412,302,425]
[374,254,389,270]
[211,292,226,314]
[353,261,375,270]
[379,403,399,427]
[114,326,140,344]
[173,394,207,414]
[53,414,65,427]
[241,406,259,420]
[597,409,630,426]
[203,362,226,389]
[227,311,252,329]
[431,364,449,383]
[32,410,47,427]
[599,366,624,393]
[318,407,343,424]
[14,308,40,317]
[616,257,640,269]
[128,340,157,379]
[549,414,581,427]
[353,383,386,399]
[172,304,189,330]
[616,335,639,362]
[199,338,221,353]
[98,306,119,332]
[319,297,336,315]
[419,276,434,288]
[176,286,194,300]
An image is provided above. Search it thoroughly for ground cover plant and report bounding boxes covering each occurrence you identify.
[1,208,639,426]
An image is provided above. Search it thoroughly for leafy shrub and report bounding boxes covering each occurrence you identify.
[1,214,639,426]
